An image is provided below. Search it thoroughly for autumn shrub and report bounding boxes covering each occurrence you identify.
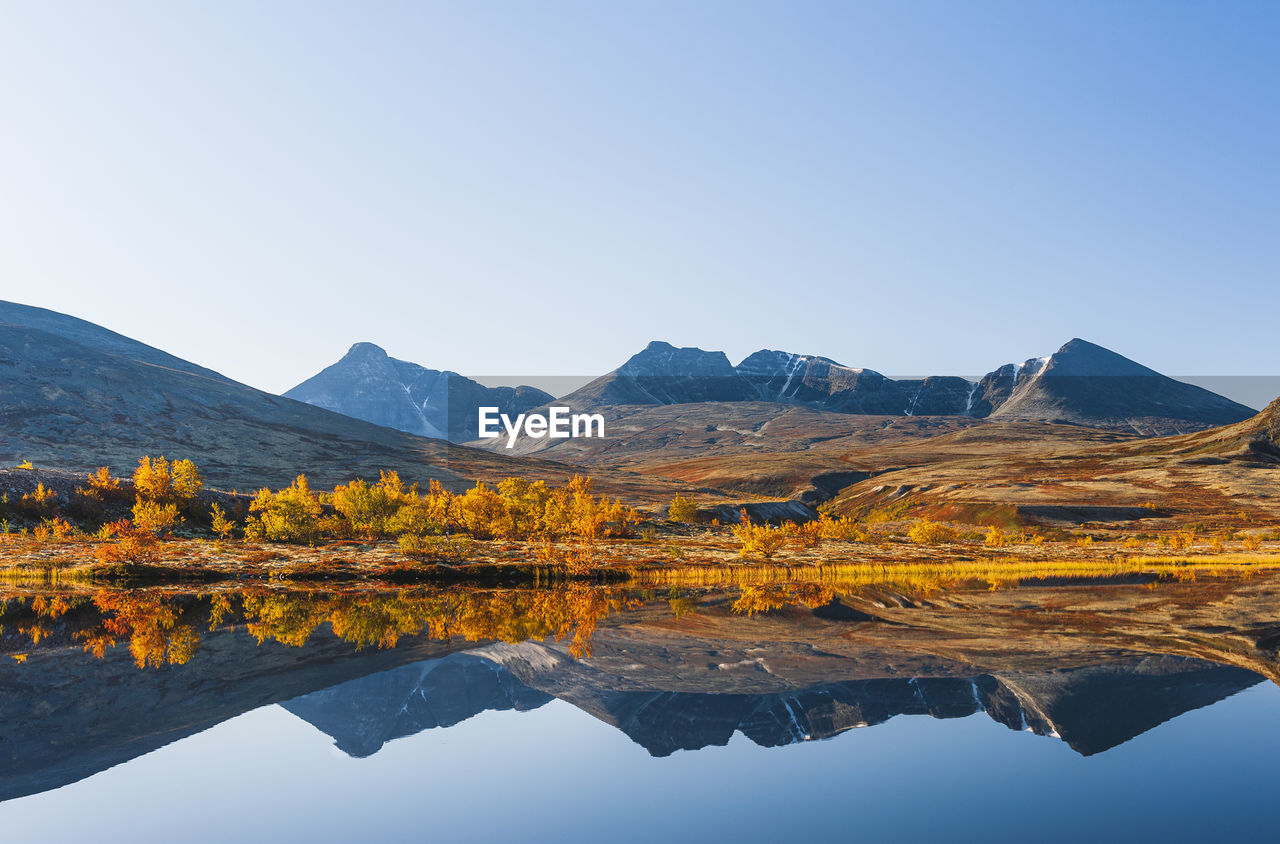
[85,466,125,499]
[667,494,698,523]
[907,519,959,545]
[210,504,236,540]
[20,483,57,517]
[602,497,643,538]
[33,516,75,542]
[243,475,324,543]
[95,520,162,566]
[133,499,180,535]
[386,498,444,538]
[445,474,638,544]
[786,519,824,548]
[455,482,509,539]
[816,513,870,542]
[496,477,553,538]
[133,456,203,505]
[333,471,413,539]
[732,512,788,560]
[984,526,1007,547]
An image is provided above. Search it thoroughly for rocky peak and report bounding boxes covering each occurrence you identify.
[285,346,553,442]
[617,341,738,378]
[1040,338,1159,378]
[343,341,390,360]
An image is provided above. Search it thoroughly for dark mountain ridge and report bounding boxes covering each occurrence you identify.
[554,338,1255,436]
[286,641,1259,760]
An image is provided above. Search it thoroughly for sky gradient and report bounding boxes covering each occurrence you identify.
[2,1,1276,394]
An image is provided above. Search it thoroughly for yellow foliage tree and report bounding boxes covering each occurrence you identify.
[21,483,57,517]
[244,475,324,543]
[732,511,788,560]
[132,499,179,535]
[85,466,123,498]
[907,519,959,544]
[333,471,413,539]
[133,456,203,504]
[667,494,698,523]
[210,503,236,540]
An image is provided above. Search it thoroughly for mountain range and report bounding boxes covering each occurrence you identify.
[2,298,1275,515]
[289,645,1257,759]
[284,337,1256,445]
[0,300,693,500]
[555,338,1255,433]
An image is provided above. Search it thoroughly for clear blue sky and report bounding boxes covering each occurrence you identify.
[2,1,1276,394]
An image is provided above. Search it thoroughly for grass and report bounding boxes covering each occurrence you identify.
[630,554,1280,592]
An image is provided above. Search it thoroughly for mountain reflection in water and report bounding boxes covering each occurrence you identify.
[2,572,1279,806]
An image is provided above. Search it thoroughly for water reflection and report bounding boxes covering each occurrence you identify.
[284,649,1259,759]
[2,572,1279,804]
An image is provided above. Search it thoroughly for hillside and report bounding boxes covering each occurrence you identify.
[0,303,692,500]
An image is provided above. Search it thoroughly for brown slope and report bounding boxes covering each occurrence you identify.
[820,407,1280,529]
[471,402,979,465]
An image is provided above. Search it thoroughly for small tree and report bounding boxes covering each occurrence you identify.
[667,494,698,524]
[21,483,57,517]
[210,503,236,540]
[133,456,203,504]
[243,475,324,543]
[133,499,180,535]
[732,511,788,560]
[907,519,959,545]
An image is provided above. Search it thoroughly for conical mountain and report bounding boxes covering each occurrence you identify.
[284,343,553,442]
[987,338,1256,434]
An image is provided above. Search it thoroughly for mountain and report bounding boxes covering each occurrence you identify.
[480,645,1257,757]
[0,300,231,383]
[553,338,1254,436]
[985,338,1257,434]
[281,631,1261,760]
[284,343,554,442]
[736,349,976,415]
[281,653,552,757]
[560,341,757,406]
[0,301,557,490]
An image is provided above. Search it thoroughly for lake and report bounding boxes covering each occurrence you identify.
[1,573,1277,842]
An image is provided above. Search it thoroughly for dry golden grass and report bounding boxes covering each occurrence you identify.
[631,554,1280,592]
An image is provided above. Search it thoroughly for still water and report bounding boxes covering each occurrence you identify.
[1,576,1277,843]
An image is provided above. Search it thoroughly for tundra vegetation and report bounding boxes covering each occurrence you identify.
[1,457,1279,586]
